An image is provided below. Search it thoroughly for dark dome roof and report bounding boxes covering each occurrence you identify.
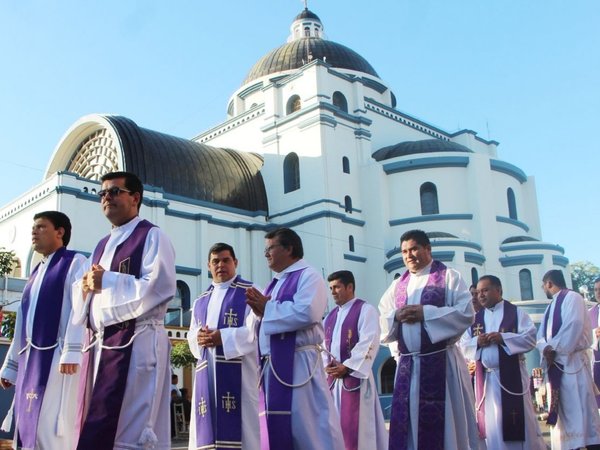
[243,38,379,85]
[372,139,473,162]
[295,8,321,21]
[105,116,268,213]
[501,236,539,244]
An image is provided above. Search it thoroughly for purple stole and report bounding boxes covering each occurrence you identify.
[389,260,447,450]
[77,219,155,450]
[15,247,75,450]
[263,268,305,450]
[323,299,364,450]
[471,301,525,441]
[541,288,568,426]
[192,276,251,449]
[589,305,600,408]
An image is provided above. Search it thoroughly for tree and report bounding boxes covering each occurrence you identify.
[571,261,600,300]
[170,340,196,368]
[0,248,16,277]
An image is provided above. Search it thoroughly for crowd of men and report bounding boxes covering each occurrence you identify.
[1,170,600,450]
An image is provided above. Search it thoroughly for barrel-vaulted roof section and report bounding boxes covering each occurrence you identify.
[50,114,268,213]
[107,116,268,212]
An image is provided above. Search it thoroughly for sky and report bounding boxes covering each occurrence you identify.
[0,1,598,266]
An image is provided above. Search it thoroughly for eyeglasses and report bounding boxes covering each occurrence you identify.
[264,244,283,254]
[98,187,132,198]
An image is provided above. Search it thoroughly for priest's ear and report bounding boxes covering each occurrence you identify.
[56,226,66,245]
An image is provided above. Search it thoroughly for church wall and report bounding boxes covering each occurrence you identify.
[366,111,433,152]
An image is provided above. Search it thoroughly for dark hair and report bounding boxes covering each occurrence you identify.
[207,242,236,261]
[543,270,567,289]
[327,270,356,290]
[469,284,476,290]
[101,171,144,211]
[478,275,502,289]
[400,229,430,247]
[34,211,72,246]
[594,278,600,285]
[265,227,303,258]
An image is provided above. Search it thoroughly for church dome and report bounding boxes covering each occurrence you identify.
[372,139,473,162]
[243,8,379,85]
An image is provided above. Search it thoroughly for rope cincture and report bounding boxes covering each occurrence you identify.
[259,344,323,389]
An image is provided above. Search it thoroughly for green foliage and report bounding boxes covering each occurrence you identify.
[1,311,16,340]
[571,261,600,299]
[170,340,196,368]
[0,248,17,277]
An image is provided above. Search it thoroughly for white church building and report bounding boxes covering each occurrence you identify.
[0,7,568,411]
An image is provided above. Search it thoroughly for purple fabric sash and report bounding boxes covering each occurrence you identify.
[77,219,154,450]
[589,305,600,407]
[389,260,447,450]
[472,301,525,441]
[541,289,568,426]
[15,247,75,449]
[192,276,251,449]
[323,299,364,450]
[263,269,305,450]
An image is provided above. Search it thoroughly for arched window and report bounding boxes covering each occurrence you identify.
[519,269,533,300]
[332,91,348,113]
[304,26,310,37]
[284,152,300,193]
[349,235,355,252]
[178,281,192,327]
[344,196,353,213]
[471,267,479,286]
[380,357,397,394]
[507,188,518,220]
[166,281,190,327]
[342,156,350,174]
[286,95,301,115]
[420,182,439,215]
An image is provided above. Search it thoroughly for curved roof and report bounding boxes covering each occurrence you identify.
[243,38,379,85]
[102,116,268,212]
[372,139,473,162]
[295,8,321,21]
[501,235,539,244]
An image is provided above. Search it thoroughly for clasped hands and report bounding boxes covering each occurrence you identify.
[395,305,424,324]
[81,264,105,296]
[325,360,350,379]
[197,326,222,348]
[477,332,504,347]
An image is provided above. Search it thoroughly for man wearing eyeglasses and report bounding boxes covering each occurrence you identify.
[0,211,85,450]
[72,171,176,450]
[246,227,344,450]
[537,270,600,450]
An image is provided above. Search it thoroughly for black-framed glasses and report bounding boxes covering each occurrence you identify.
[264,244,283,254]
[98,186,132,198]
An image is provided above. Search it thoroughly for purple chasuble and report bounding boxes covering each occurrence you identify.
[389,260,447,450]
[471,301,525,441]
[541,288,568,426]
[323,299,364,450]
[263,268,305,450]
[192,275,251,450]
[15,247,75,450]
[77,219,155,450]
[589,305,600,408]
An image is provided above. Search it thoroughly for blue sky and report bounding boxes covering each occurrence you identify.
[0,1,598,267]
